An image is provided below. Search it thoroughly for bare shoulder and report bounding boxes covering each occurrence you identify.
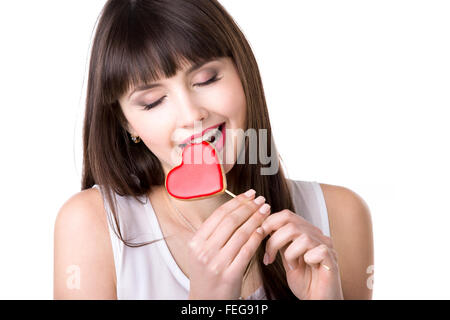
[319,183,374,300]
[54,188,108,234]
[53,187,117,299]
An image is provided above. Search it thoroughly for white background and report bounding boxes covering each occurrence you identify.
[0,0,449,299]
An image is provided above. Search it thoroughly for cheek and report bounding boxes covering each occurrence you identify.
[214,79,247,121]
[126,110,171,146]
[138,113,181,161]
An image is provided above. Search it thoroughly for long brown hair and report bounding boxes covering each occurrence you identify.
[81,0,297,300]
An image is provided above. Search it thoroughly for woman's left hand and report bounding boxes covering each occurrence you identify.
[260,209,344,300]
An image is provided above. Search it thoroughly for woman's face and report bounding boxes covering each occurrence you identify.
[118,57,247,175]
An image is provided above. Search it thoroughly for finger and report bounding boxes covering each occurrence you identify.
[215,202,271,267]
[264,223,321,265]
[282,233,322,271]
[303,244,336,272]
[189,189,256,247]
[198,196,269,263]
[226,225,266,277]
[261,209,326,242]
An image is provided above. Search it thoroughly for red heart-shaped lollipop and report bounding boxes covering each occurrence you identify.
[165,141,228,200]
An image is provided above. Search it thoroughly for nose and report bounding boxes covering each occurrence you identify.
[175,91,209,129]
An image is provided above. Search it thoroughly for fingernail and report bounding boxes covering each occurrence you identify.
[253,196,265,205]
[288,263,294,270]
[259,204,270,214]
[256,227,264,235]
[263,253,269,265]
[244,189,256,197]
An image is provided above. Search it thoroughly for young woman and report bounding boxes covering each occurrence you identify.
[54,0,374,300]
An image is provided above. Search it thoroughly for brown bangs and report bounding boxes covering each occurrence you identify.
[99,0,231,103]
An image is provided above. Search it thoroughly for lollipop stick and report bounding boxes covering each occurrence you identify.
[224,189,236,198]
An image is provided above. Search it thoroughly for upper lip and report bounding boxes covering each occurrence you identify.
[179,122,224,145]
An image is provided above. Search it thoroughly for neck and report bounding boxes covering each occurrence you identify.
[170,190,230,228]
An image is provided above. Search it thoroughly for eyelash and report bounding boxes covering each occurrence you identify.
[143,74,221,110]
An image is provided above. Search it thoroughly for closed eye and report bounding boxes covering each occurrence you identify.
[194,74,221,87]
[143,74,222,110]
[144,96,166,110]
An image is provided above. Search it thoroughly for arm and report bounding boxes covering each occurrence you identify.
[320,183,374,300]
[53,188,117,299]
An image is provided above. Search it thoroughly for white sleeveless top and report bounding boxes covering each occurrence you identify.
[92,179,330,300]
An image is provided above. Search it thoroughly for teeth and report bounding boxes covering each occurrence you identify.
[208,128,222,143]
[191,127,220,144]
[180,125,223,148]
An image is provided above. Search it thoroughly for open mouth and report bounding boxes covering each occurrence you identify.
[179,122,225,150]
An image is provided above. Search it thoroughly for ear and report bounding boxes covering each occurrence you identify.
[120,120,134,136]
[115,100,137,136]
[127,127,138,137]
[118,114,137,136]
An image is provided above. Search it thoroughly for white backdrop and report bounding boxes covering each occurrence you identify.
[0,0,449,299]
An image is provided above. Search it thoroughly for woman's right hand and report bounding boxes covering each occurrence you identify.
[187,189,271,300]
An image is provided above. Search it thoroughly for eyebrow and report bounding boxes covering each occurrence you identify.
[128,59,216,100]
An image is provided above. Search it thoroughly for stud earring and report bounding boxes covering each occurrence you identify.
[131,135,141,143]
